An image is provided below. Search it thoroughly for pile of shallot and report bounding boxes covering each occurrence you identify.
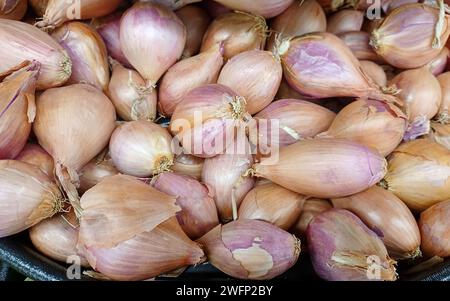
[1,0,450,282]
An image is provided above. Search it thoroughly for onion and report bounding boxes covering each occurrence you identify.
[318,99,407,156]
[218,50,282,115]
[307,209,397,281]
[360,60,387,87]
[159,43,224,117]
[0,0,27,20]
[52,22,109,92]
[249,99,336,152]
[170,84,251,158]
[253,139,387,198]
[382,139,450,211]
[317,0,347,12]
[290,198,332,239]
[152,172,219,239]
[78,175,204,281]
[29,0,47,17]
[266,0,326,52]
[36,0,123,30]
[202,142,255,222]
[33,84,116,217]
[172,154,204,180]
[327,9,364,35]
[0,19,71,90]
[238,182,307,230]
[16,144,54,179]
[370,3,450,69]
[332,186,421,260]
[78,175,180,249]
[95,15,131,68]
[436,72,450,123]
[382,0,419,13]
[419,200,450,258]
[276,32,398,102]
[29,210,89,267]
[203,0,232,18]
[0,62,39,159]
[108,61,157,121]
[201,12,267,61]
[78,150,119,194]
[362,17,384,35]
[338,31,381,63]
[176,5,211,58]
[0,160,63,238]
[120,2,186,86]
[389,66,441,141]
[198,219,301,280]
[137,0,201,10]
[213,0,294,18]
[109,121,174,178]
[82,217,204,281]
[427,47,449,76]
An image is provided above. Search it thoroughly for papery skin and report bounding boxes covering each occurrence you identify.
[0,19,71,90]
[381,0,419,13]
[437,72,450,123]
[109,121,174,178]
[176,5,211,58]
[120,2,186,85]
[201,12,267,61]
[78,152,119,193]
[371,4,450,69]
[213,0,294,18]
[79,174,180,249]
[419,200,450,258]
[0,62,39,159]
[429,122,450,150]
[383,139,450,211]
[279,32,393,101]
[202,146,255,222]
[238,182,307,230]
[152,172,219,239]
[327,9,364,35]
[218,50,282,115]
[36,0,123,30]
[198,219,300,280]
[389,67,441,140]
[249,99,336,149]
[30,210,89,267]
[172,154,204,180]
[266,0,326,51]
[360,60,387,87]
[427,47,449,76]
[170,84,249,158]
[0,160,62,238]
[16,144,54,179]
[0,0,27,20]
[108,62,157,121]
[319,99,407,156]
[338,31,381,62]
[307,209,397,281]
[52,22,110,92]
[291,198,332,239]
[203,0,232,18]
[332,186,421,260]
[81,217,205,281]
[34,84,116,172]
[96,15,132,68]
[254,139,387,199]
[159,44,224,117]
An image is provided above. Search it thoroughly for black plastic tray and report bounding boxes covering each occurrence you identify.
[1,233,450,281]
